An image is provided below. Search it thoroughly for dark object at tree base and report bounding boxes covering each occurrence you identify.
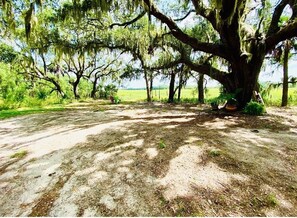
[211,102,219,110]
[225,104,237,111]
[251,129,259,133]
[110,96,114,103]
[224,98,238,112]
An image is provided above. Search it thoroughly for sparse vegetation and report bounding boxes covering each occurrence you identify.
[10,150,28,159]
[159,140,166,149]
[0,102,297,216]
[265,193,278,207]
[209,149,221,157]
[244,102,266,116]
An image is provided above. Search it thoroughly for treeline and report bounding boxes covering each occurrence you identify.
[1,0,297,110]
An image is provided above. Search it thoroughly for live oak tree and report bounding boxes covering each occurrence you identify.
[62,0,297,108]
[86,51,124,99]
[3,4,67,98]
[140,0,297,108]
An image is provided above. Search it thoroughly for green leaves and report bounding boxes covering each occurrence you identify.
[0,43,18,63]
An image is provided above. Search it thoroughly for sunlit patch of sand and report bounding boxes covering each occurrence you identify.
[198,117,239,129]
[88,171,109,185]
[107,139,144,152]
[145,148,158,159]
[146,117,195,124]
[158,145,247,200]
[184,136,202,144]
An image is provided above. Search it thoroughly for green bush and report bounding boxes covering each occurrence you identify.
[244,101,266,116]
[113,96,121,104]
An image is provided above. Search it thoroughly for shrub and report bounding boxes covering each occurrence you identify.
[244,101,266,116]
[99,84,118,99]
[113,96,121,104]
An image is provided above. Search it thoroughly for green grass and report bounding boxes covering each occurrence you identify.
[262,87,297,106]
[118,87,220,102]
[0,106,65,120]
[118,87,297,106]
[10,150,28,159]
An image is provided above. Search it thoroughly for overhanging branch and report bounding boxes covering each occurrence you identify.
[181,57,229,86]
[174,10,195,22]
[110,11,146,29]
[266,21,297,52]
[142,0,230,61]
[267,0,289,37]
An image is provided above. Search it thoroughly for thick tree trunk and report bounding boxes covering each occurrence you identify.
[282,40,289,107]
[222,57,263,109]
[198,73,204,104]
[168,71,176,103]
[144,70,152,102]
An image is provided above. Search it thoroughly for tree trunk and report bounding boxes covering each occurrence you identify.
[222,57,263,109]
[91,77,99,99]
[198,73,204,103]
[168,71,176,103]
[149,75,153,100]
[282,40,289,107]
[177,73,183,102]
[47,77,66,98]
[144,70,152,102]
[73,80,80,99]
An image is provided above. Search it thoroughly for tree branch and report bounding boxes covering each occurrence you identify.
[110,11,146,29]
[174,10,195,22]
[190,0,218,29]
[267,0,289,37]
[142,0,230,61]
[266,20,297,52]
[181,58,229,86]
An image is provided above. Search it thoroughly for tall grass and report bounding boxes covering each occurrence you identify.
[262,87,297,106]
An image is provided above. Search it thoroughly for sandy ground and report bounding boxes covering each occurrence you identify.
[0,102,296,216]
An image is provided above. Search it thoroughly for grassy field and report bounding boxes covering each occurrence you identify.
[118,87,297,106]
[118,87,220,102]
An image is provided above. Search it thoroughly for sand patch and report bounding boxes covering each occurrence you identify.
[158,145,247,200]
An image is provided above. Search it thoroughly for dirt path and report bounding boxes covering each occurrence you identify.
[0,103,296,216]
